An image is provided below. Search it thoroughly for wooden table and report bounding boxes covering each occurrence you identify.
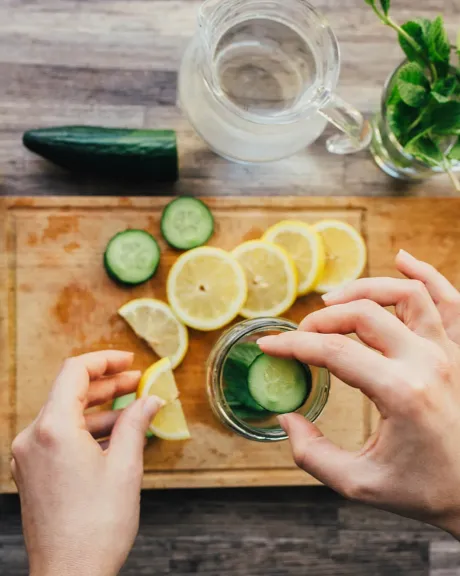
[1,0,460,574]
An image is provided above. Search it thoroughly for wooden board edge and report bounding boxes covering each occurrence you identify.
[5,195,460,213]
[142,469,322,490]
[0,199,12,490]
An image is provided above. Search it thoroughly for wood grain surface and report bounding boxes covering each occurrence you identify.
[2,0,460,574]
[0,196,370,493]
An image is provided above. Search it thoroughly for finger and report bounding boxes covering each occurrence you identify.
[279,413,362,496]
[257,331,396,408]
[299,300,416,358]
[48,351,134,423]
[396,250,460,344]
[10,458,18,483]
[109,396,165,472]
[396,250,460,306]
[86,370,141,408]
[321,277,445,342]
[85,410,121,439]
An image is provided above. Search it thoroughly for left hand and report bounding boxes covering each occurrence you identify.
[11,350,163,576]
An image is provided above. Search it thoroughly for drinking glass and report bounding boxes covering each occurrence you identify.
[207,318,330,442]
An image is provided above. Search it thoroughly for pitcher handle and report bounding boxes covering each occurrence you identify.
[319,93,372,155]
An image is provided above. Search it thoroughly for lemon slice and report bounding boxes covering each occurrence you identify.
[137,358,190,441]
[137,357,179,402]
[148,399,190,441]
[167,247,247,331]
[263,220,326,295]
[232,240,298,318]
[313,220,367,294]
[118,299,188,369]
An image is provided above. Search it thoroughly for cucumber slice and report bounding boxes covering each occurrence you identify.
[161,197,214,250]
[104,229,160,286]
[223,343,266,412]
[112,393,154,439]
[248,355,311,414]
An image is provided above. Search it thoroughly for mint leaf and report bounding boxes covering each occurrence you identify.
[431,77,457,103]
[364,0,375,5]
[395,62,429,107]
[399,20,430,64]
[448,138,460,161]
[432,101,460,134]
[379,0,390,16]
[405,136,444,166]
[427,16,450,64]
[387,101,419,144]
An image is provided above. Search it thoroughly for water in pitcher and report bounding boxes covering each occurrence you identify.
[179,15,328,163]
[216,18,316,116]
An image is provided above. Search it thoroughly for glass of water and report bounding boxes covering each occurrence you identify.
[179,0,371,163]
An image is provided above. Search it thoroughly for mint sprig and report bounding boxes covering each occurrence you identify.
[366,0,460,191]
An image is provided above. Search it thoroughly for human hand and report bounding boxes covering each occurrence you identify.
[258,250,460,537]
[11,350,164,576]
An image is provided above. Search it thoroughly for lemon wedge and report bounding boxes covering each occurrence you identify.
[313,220,367,294]
[167,247,247,331]
[232,240,298,318]
[263,220,326,295]
[118,299,188,369]
[137,358,190,441]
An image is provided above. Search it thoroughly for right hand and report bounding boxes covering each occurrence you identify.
[258,250,460,537]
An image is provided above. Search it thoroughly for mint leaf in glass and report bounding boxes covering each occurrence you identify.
[427,16,450,64]
[395,62,429,107]
[432,101,460,135]
[448,138,460,161]
[405,136,444,166]
[431,77,457,103]
[398,20,430,64]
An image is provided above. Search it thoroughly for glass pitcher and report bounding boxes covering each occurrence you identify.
[179,0,372,163]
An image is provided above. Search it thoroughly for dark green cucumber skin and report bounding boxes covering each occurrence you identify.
[161,197,215,250]
[23,126,178,182]
[112,393,154,439]
[223,343,266,412]
[103,230,160,287]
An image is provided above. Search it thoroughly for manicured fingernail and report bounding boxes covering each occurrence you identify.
[277,414,289,433]
[322,289,342,303]
[256,336,276,347]
[143,396,165,417]
[398,249,415,260]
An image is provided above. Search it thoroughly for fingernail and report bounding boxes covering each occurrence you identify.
[143,396,166,418]
[322,289,342,303]
[256,336,277,347]
[277,414,289,434]
[127,370,142,379]
[398,249,415,260]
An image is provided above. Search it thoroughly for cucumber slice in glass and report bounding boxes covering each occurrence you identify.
[248,354,311,414]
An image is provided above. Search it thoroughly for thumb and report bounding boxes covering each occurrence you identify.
[279,413,361,496]
[109,396,164,466]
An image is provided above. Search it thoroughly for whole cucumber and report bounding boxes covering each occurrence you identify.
[23,126,178,182]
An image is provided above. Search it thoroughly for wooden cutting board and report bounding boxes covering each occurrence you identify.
[1,196,460,493]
